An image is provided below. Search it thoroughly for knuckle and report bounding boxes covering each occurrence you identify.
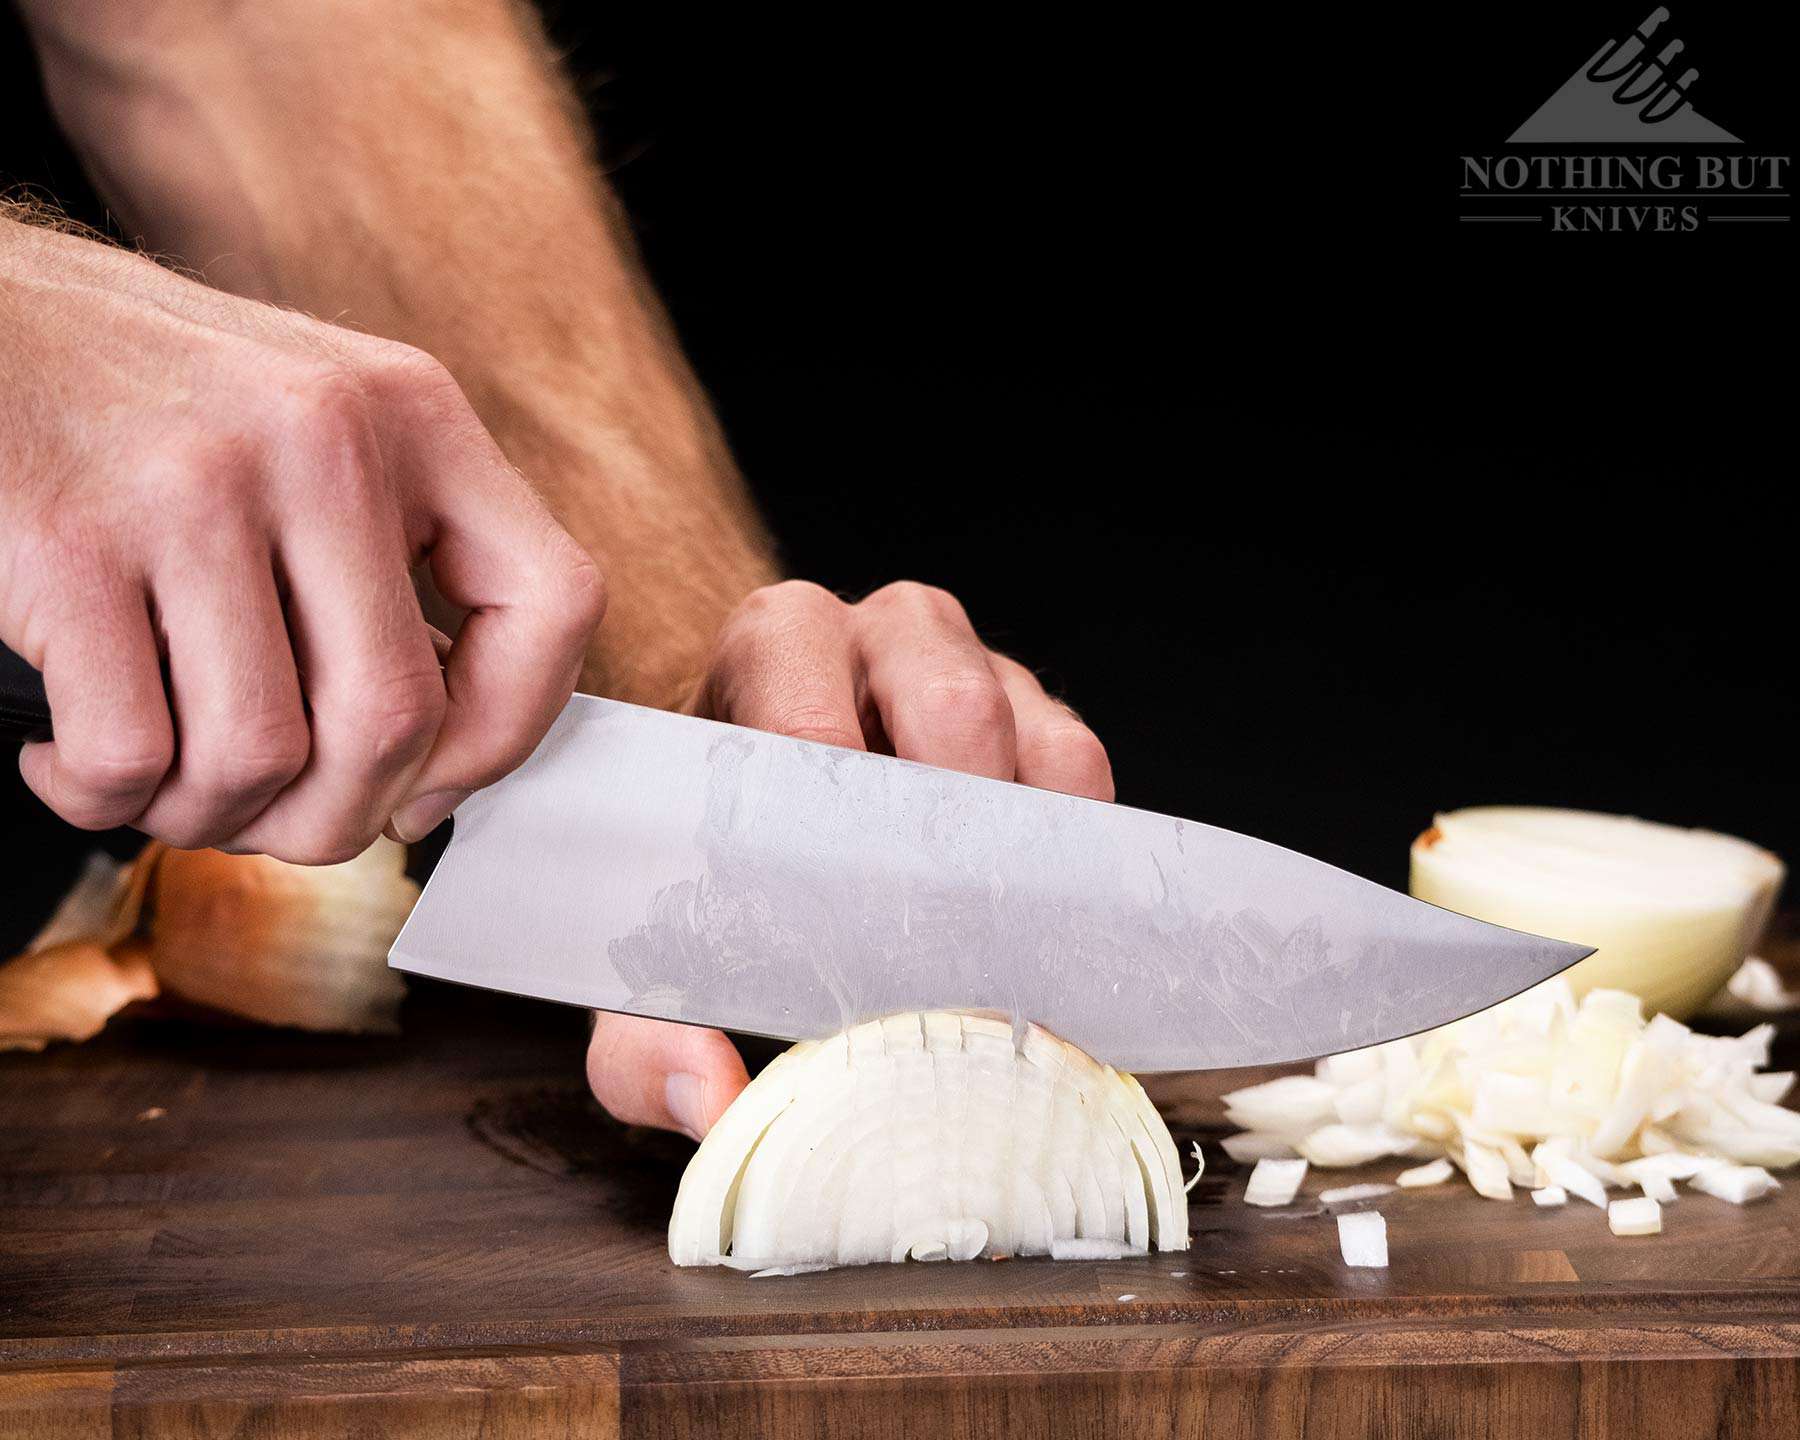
[365,342,467,414]
[916,668,1011,732]
[741,579,841,623]
[767,702,863,751]
[353,671,446,768]
[155,455,230,515]
[866,580,965,623]
[717,580,842,659]
[550,549,608,635]
[64,737,173,812]
[1026,720,1114,797]
[270,365,380,491]
[274,361,371,435]
[213,716,312,797]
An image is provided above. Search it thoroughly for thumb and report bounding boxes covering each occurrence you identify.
[587,1013,749,1141]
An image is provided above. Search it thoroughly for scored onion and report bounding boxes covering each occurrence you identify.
[1411,807,1784,1019]
[668,1011,1190,1270]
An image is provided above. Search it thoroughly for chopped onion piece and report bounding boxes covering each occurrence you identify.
[1333,1075,1386,1125]
[1689,1164,1779,1205]
[1619,1151,1715,1185]
[1221,1132,1298,1164]
[1471,1072,1551,1136]
[1531,1186,1567,1207]
[1607,1197,1662,1236]
[1636,1171,1678,1203]
[1244,1158,1308,1207]
[1715,956,1799,1014]
[1532,1145,1609,1209]
[1336,1210,1388,1268]
[1185,1140,1205,1193]
[1221,1075,1341,1136]
[1396,1158,1454,1188]
[1461,1141,1514,1201]
[1296,1123,1419,1168]
[1319,1183,1395,1206]
[1317,1048,1383,1086]
[1750,1073,1795,1105]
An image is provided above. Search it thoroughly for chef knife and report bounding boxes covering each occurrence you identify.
[389,693,1588,1071]
[0,645,1591,1071]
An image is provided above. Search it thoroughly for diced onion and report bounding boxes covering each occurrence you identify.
[1607,1197,1662,1236]
[1531,1186,1567,1207]
[1708,957,1799,1016]
[1460,1141,1514,1201]
[1336,1210,1388,1267]
[1319,1183,1395,1206]
[1243,1158,1308,1207]
[1396,1159,1454,1188]
[1221,1132,1298,1164]
[1689,1164,1780,1205]
[1220,975,1800,1232]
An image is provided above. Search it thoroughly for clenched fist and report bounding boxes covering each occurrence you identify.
[0,216,604,862]
[586,579,1114,1140]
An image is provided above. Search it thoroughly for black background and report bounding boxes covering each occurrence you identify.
[1,2,1792,956]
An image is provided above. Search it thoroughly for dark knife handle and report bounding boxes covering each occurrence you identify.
[0,642,53,743]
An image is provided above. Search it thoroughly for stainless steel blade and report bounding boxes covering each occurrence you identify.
[389,696,1591,1071]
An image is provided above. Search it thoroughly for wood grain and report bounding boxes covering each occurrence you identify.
[2,934,1798,1438]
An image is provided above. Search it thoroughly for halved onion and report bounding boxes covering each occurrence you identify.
[1410,807,1783,1020]
[668,1011,1190,1270]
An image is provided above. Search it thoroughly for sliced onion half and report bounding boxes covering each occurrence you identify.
[668,1011,1190,1270]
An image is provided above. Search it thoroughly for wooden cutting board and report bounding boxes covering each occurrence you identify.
[2,966,1797,1440]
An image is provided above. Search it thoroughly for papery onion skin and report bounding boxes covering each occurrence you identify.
[145,841,416,1033]
[1411,807,1784,1020]
[0,853,161,1051]
[0,941,157,1052]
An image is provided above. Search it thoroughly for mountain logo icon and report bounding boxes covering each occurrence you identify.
[1510,7,1741,144]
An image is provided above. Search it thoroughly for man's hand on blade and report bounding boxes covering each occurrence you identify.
[585,580,1114,1141]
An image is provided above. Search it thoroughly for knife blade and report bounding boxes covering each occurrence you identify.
[389,695,1591,1071]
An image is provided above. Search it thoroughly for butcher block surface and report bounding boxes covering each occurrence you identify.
[4,949,1799,1438]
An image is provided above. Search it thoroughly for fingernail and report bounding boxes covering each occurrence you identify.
[388,789,471,844]
[665,1072,709,1141]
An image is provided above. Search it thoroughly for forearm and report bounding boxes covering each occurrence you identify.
[20,0,776,706]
